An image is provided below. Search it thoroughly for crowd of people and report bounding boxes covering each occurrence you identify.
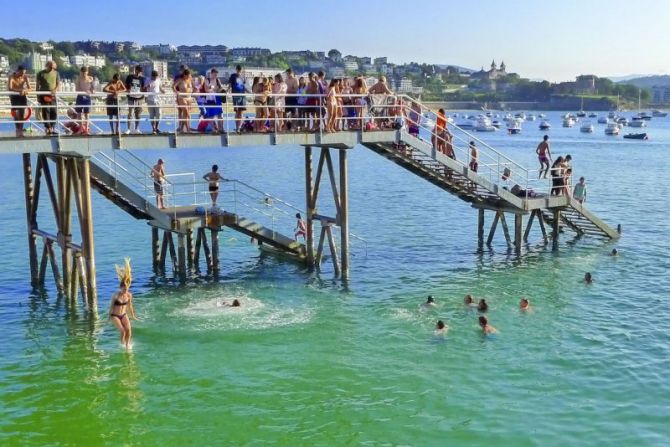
[6,63,410,137]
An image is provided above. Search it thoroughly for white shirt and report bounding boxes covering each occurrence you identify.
[145,78,162,105]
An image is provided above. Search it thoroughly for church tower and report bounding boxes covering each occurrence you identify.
[500,60,506,73]
[490,59,497,71]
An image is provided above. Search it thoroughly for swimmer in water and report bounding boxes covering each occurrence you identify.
[218,298,241,307]
[435,320,447,335]
[464,294,476,307]
[610,248,618,256]
[519,298,531,311]
[477,299,488,312]
[584,272,593,284]
[421,295,436,309]
[479,316,497,334]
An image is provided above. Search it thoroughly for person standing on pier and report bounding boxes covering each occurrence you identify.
[294,213,307,241]
[75,66,94,135]
[103,74,126,135]
[125,65,145,134]
[229,65,247,132]
[536,135,552,179]
[203,164,223,207]
[573,177,587,204]
[8,65,31,138]
[285,68,299,130]
[109,258,139,349]
[151,159,166,209]
[35,61,60,135]
[145,70,166,134]
[469,141,479,172]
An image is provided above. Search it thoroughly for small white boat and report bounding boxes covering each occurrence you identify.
[507,119,522,134]
[562,117,575,128]
[514,112,526,121]
[580,120,594,133]
[608,111,616,119]
[538,113,546,119]
[539,120,551,130]
[475,117,496,132]
[588,112,597,118]
[629,119,647,128]
[652,109,668,117]
[455,118,476,129]
[526,113,536,121]
[637,112,652,121]
[616,117,628,126]
[605,123,620,135]
[491,120,502,129]
[597,116,608,124]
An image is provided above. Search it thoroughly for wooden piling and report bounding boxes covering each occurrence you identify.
[304,146,315,265]
[523,210,536,243]
[167,232,177,274]
[326,225,341,277]
[477,208,485,248]
[79,159,96,301]
[339,149,349,279]
[315,226,327,267]
[514,214,523,252]
[210,229,220,273]
[186,229,194,270]
[151,227,160,272]
[201,228,212,273]
[486,212,500,246]
[22,154,39,285]
[552,209,560,250]
[159,230,169,273]
[177,233,187,282]
[194,228,202,270]
[499,212,512,248]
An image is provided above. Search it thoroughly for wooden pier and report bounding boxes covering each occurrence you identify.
[1,94,619,303]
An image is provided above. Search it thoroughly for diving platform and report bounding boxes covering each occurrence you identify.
[0,90,618,307]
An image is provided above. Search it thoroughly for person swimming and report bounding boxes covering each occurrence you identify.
[435,320,447,335]
[479,316,497,334]
[477,299,489,312]
[218,298,241,307]
[464,294,476,307]
[519,298,531,311]
[421,295,437,309]
[610,248,618,256]
[584,272,593,284]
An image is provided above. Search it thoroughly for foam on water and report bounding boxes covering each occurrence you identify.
[174,290,314,331]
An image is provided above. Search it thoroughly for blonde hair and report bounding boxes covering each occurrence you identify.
[115,258,132,289]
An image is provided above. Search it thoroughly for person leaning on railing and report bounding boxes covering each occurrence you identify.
[103,73,126,135]
[125,65,145,134]
[35,61,60,135]
[8,65,31,138]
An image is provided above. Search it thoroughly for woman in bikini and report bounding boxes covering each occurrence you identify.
[108,258,139,349]
[174,69,194,133]
[325,79,339,132]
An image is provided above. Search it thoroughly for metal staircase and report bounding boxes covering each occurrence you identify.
[366,99,620,240]
[89,150,307,257]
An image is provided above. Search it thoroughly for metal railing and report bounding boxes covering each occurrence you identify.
[0,89,553,198]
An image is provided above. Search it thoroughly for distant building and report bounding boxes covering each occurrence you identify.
[575,75,597,93]
[24,52,52,72]
[129,42,142,51]
[140,60,169,79]
[470,60,508,81]
[374,57,387,66]
[362,64,376,75]
[0,55,9,70]
[115,43,125,52]
[308,60,325,69]
[70,53,106,68]
[329,67,345,78]
[112,61,130,74]
[145,44,178,56]
[327,49,342,62]
[216,66,284,88]
[344,60,359,71]
[360,57,372,65]
[231,47,271,57]
[40,42,53,52]
[397,77,424,95]
[652,86,670,103]
[58,56,71,68]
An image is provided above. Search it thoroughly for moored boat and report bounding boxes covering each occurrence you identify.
[539,120,551,130]
[605,123,620,135]
[597,115,608,124]
[579,120,594,133]
[623,132,648,140]
[652,109,667,117]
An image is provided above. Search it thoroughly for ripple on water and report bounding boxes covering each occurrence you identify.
[173,291,314,331]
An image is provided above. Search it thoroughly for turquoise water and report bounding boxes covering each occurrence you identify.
[1,113,670,446]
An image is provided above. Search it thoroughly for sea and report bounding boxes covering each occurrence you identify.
[1,111,669,446]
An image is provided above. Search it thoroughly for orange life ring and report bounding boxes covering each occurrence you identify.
[11,107,32,121]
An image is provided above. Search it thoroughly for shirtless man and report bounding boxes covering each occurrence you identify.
[203,164,223,207]
[435,320,447,335]
[151,159,166,209]
[469,141,479,172]
[536,135,552,179]
[285,68,299,130]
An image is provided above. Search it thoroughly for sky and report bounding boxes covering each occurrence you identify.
[5,0,670,82]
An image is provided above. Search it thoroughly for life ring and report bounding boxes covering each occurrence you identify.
[11,107,32,121]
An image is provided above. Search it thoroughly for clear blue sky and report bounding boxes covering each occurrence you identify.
[6,0,669,82]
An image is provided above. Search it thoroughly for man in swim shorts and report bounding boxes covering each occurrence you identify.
[536,135,552,178]
[151,159,166,209]
[203,164,223,207]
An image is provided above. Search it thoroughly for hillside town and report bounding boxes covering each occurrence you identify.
[0,38,658,107]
